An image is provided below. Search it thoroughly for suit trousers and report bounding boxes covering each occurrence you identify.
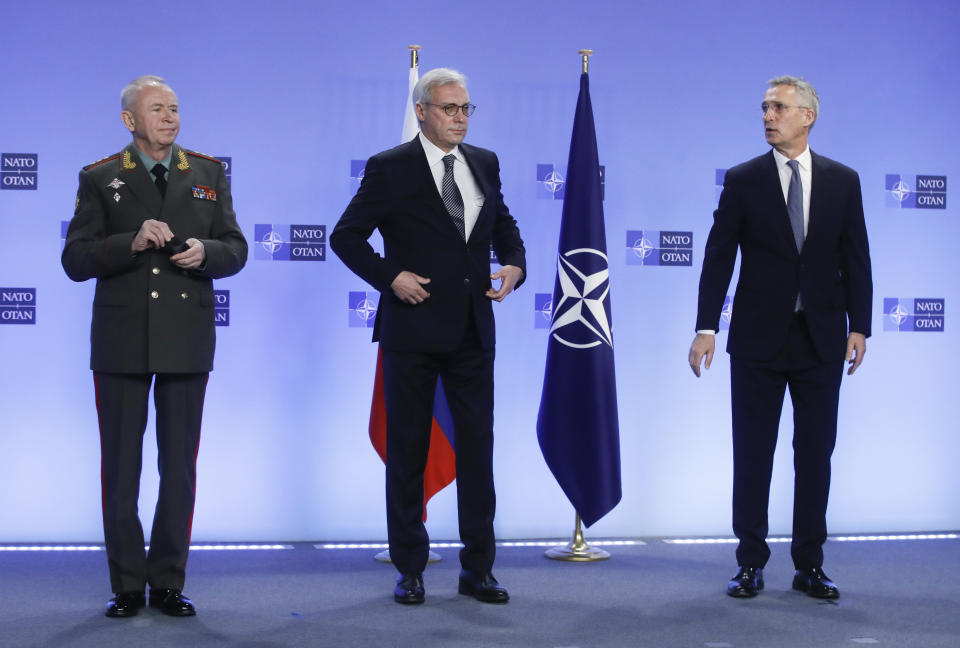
[382,317,497,576]
[729,312,843,569]
[93,371,207,593]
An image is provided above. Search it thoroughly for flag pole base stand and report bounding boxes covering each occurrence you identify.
[374,550,442,564]
[544,514,610,562]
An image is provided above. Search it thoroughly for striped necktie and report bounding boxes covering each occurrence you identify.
[441,154,465,240]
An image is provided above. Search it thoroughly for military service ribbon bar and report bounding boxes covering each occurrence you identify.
[192,185,217,201]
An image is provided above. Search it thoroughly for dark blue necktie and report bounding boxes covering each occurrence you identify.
[786,159,804,253]
[787,159,805,310]
[441,154,465,240]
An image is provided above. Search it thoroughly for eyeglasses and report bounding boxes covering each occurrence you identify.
[425,103,476,117]
[761,101,810,115]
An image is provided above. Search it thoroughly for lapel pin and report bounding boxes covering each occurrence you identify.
[107,178,125,189]
[113,193,121,203]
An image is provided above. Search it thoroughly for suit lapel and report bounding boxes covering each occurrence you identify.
[120,143,163,218]
[806,151,824,251]
[460,144,493,241]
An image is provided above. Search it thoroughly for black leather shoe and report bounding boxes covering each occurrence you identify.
[458,570,509,603]
[792,567,839,599]
[394,573,425,604]
[727,566,763,598]
[148,588,196,616]
[105,591,145,618]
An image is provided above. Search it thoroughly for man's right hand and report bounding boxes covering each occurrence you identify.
[391,271,431,304]
[132,219,174,253]
[688,333,716,378]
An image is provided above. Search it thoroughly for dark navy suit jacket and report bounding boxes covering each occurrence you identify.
[331,137,526,352]
[696,150,872,362]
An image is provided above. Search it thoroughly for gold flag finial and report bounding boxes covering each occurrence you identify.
[408,44,422,69]
[579,49,594,74]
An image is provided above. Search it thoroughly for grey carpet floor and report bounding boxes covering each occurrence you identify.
[1,537,957,648]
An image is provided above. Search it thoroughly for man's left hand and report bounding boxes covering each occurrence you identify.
[486,265,523,302]
[170,238,206,270]
[846,332,867,375]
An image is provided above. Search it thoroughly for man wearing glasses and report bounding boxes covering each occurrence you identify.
[689,76,872,600]
[331,68,525,605]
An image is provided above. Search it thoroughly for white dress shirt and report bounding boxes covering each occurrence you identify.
[419,131,484,241]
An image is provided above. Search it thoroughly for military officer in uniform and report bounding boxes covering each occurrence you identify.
[62,75,247,617]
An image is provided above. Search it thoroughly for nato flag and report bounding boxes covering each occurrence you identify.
[536,72,622,527]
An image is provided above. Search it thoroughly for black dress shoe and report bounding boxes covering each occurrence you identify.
[148,588,196,616]
[105,591,145,618]
[792,567,839,599]
[394,573,425,604]
[458,569,509,603]
[727,566,763,598]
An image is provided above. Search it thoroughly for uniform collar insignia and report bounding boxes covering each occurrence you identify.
[176,149,190,172]
[121,150,136,170]
[107,178,125,189]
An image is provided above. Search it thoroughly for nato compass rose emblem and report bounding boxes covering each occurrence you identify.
[353,296,377,323]
[888,301,909,326]
[890,179,911,204]
[629,234,655,261]
[542,169,565,195]
[260,228,284,255]
[721,298,733,325]
[549,248,613,349]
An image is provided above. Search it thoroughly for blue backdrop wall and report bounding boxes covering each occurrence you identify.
[1,0,957,542]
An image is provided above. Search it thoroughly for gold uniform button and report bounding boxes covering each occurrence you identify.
[150,291,159,299]
[152,267,160,275]
[180,292,189,300]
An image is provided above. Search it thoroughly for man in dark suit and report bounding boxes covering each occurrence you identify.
[62,75,247,617]
[689,76,872,600]
[331,67,525,605]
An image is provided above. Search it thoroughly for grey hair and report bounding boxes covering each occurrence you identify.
[121,75,171,112]
[413,68,467,106]
[768,75,819,130]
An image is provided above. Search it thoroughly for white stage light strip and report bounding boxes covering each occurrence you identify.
[831,533,958,542]
[0,544,293,552]
[189,544,293,550]
[0,545,103,552]
[664,537,792,545]
[317,539,645,550]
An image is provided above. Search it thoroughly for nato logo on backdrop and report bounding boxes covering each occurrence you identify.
[536,164,605,201]
[625,230,694,266]
[720,296,732,331]
[350,160,366,186]
[0,288,36,324]
[216,157,231,185]
[715,169,726,203]
[254,224,326,261]
[214,290,230,326]
[348,291,378,328]
[537,164,566,200]
[1,153,38,190]
[883,298,944,332]
[885,174,947,209]
[534,293,553,329]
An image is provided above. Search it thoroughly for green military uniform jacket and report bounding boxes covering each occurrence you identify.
[62,143,247,373]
